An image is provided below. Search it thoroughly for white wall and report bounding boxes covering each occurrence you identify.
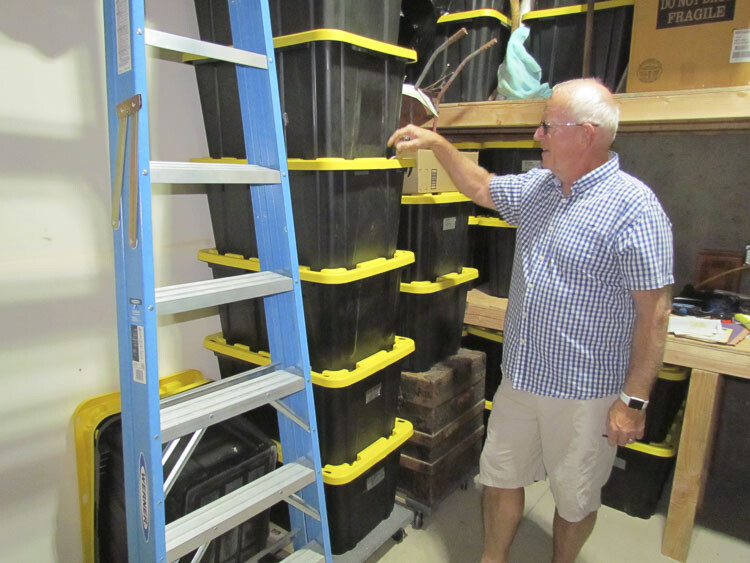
[0,2,222,560]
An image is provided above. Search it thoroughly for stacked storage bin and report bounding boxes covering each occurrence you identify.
[394,152,486,518]
[601,364,689,518]
[522,0,635,92]
[191,0,418,554]
[404,1,511,102]
[74,371,277,563]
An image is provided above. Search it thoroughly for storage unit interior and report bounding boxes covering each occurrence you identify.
[1,0,749,562]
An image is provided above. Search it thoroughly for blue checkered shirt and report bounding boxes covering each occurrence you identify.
[488,153,673,399]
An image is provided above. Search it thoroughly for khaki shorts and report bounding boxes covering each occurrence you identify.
[478,380,617,522]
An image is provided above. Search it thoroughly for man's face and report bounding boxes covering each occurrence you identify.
[533,98,584,181]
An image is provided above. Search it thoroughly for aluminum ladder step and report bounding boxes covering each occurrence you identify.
[165,462,316,561]
[160,368,304,442]
[149,160,281,185]
[283,546,325,562]
[155,271,292,316]
[144,27,268,69]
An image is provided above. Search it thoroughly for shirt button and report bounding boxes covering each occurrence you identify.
[538,255,543,262]
[548,225,554,232]
[520,338,526,345]
[528,283,534,289]
[522,311,528,318]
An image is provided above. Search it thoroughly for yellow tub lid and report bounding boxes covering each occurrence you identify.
[401,192,473,205]
[73,370,207,563]
[322,418,414,485]
[400,267,479,294]
[452,142,483,150]
[468,215,516,229]
[190,156,414,170]
[481,140,541,149]
[485,399,493,411]
[287,157,413,171]
[204,333,272,367]
[273,29,417,62]
[659,364,689,381]
[438,9,511,27]
[205,333,416,389]
[523,0,634,21]
[198,248,415,284]
[466,325,504,343]
[623,440,676,458]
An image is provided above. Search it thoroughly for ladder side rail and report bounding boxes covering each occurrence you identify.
[103,0,166,560]
[229,0,331,557]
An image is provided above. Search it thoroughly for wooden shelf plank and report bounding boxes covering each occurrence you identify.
[430,86,750,140]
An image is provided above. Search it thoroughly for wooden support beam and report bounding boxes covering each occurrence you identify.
[662,369,724,562]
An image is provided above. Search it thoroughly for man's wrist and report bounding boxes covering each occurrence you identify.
[619,390,649,410]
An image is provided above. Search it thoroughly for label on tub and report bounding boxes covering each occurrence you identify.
[443,217,457,231]
[366,467,386,491]
[365,383,382,404]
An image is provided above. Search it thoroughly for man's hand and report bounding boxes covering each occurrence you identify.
[605,399,646,447]
[387,124,445,153]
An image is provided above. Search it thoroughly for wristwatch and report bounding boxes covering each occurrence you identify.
[619,391,649,410]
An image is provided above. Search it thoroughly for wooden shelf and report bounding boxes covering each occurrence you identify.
[429,86,750,142]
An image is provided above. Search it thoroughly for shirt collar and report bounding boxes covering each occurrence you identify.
[549,152,620,196]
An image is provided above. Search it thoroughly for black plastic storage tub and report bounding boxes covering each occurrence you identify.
[522,1,634,92]
[270,0,402,43]
[601,441,676,519]
[205,333,416,467]
[322,418,413,555]
[641,364,689,444]
[413,9,510,102]
[398,192,473,283]
[199,249,414,372]
[476,142,543,217]
[461,325,504,400]
[288,158,409,270]
[73,371,276,563]
[275,30,416,159]
[399,268,479,372]
[468,215,516,298]
[200,157,410,270]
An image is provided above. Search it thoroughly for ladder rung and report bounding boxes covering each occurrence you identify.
[144,28,268,69]
[165,462,316,561]
[149,161,281,185]
[282,546,326,562]
[160,368,304,442]
[155,272,292,316]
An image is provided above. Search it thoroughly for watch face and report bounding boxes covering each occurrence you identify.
[628,398,645,410]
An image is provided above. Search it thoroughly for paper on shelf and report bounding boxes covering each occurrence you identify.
[668,315,731,344]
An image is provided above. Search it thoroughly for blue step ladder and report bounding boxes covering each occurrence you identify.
[102,0,332,561]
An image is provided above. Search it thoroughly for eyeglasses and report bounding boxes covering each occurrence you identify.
[538,121,599,134]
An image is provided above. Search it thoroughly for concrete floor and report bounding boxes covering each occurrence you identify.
[365,478,750,563]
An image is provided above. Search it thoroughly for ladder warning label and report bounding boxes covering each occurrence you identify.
[115,0,132,74]
[130,324,146,384]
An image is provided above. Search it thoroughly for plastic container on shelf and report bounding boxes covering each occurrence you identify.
[199,249,414,372]
[399,192,473,283]
[204,333,416,467]
[522,1,635,92]
[196,157,411,270]
[275,30,416,159]
[322,418,414,555]
[414,9,511,102]
[601,440,676,519]
[399,268,479,372]
[461,325,504,400]
[270,0,402,43]
[73,371,276,563]
[468,215,516,298]
[641,364,689,444]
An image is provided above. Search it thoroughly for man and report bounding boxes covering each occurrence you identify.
[388,79,673,563]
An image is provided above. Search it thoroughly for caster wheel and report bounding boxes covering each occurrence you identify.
[391,528,406,543]
[413,511,424,529]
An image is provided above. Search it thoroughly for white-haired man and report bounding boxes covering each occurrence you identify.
[389,78,673,562]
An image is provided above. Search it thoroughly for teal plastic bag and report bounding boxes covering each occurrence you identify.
[496,25,552,100]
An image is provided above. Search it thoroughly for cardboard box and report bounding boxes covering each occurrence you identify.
[400,149,479,194]
[627,0,750,92]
